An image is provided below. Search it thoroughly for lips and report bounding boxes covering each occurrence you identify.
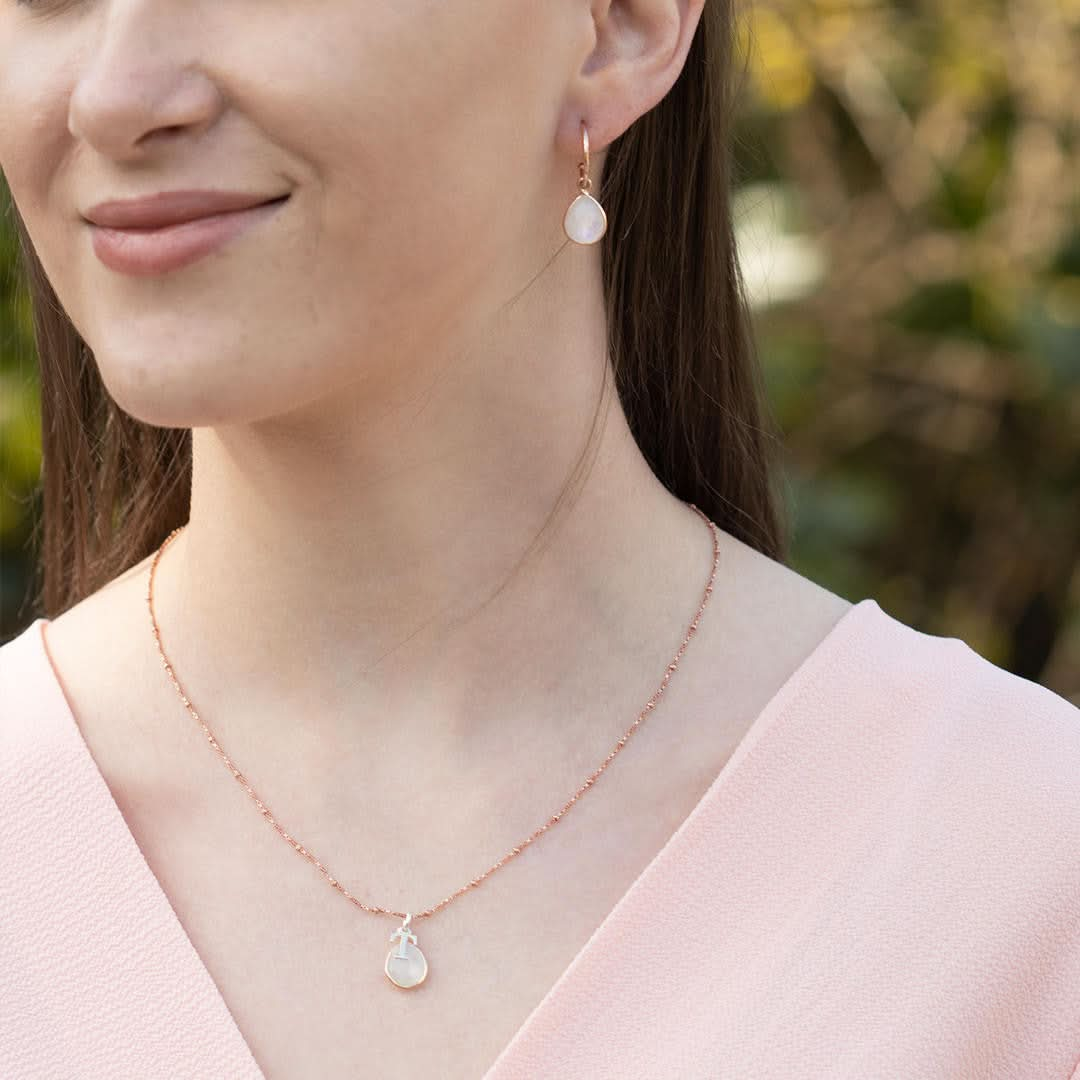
[84,189,290,229]
[86,193,291,276]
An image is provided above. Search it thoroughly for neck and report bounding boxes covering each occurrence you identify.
[149,266,720,764]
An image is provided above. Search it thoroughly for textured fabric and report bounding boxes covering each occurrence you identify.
[1,600,1079,1079]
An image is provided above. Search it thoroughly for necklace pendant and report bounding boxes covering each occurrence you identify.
[385,913,428,989]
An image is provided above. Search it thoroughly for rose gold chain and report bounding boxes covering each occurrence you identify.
[146,503,720,923]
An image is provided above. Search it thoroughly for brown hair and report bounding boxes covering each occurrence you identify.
[12,0,789,618]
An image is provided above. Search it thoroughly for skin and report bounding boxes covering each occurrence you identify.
[0,0,720,789]
[0,1,852,1074]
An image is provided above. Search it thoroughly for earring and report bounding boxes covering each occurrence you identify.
[563,119,607,245]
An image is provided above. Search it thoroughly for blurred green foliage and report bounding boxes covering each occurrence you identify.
[1,0,1077,700]
[0,184,41,633]
[731,0,1079,700]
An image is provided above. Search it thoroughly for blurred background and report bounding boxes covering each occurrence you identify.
[2,0,1078,701]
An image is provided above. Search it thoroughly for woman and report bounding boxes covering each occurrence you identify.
[1,1,1077,1077]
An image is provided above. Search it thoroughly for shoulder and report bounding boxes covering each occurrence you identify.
[1,554,159,786]
[39,548,157,678]
[841,599,1080,802]
[20,549,158,719]
[835,601,1080,898]
[0,618,64,744]
[856,599,1079,764]
[0,616,47,684]
[0,616,93,855]
[0,620,54,788]
[716,562,1080,902]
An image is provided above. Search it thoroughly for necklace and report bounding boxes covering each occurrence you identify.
[146,503,721,990]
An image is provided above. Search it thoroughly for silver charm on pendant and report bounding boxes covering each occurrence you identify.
[385,913,428,989]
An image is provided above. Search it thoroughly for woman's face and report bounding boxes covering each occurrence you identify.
[0,0,599,427]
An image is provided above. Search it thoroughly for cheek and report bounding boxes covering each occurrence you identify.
[0,0,555,431]
[268,0,550,273]
[289,12,555,352]
[0,36,81,303]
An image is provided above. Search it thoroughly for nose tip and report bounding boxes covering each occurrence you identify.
[67,48,224,162]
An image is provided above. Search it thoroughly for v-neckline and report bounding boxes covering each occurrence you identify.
[28,598,873,1078]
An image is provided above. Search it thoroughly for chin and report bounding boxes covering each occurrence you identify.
[92,355,242,429]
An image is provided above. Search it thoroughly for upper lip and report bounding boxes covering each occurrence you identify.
[83,189,289,229]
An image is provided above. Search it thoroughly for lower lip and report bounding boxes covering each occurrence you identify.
[89,197,289,276]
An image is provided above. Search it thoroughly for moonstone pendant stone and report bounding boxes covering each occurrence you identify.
[563,192,607,245]
[385,941,428,988]
[386,919,428,989]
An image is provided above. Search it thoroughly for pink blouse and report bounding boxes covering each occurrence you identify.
[2,600,1079,1079]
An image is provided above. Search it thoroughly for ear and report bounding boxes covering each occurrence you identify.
[559,0,707,157]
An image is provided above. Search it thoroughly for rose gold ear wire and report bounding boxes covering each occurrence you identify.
[563,119,608,245]
[579,122,592,193]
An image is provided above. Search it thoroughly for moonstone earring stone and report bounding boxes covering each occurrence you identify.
[564,192,607,244]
